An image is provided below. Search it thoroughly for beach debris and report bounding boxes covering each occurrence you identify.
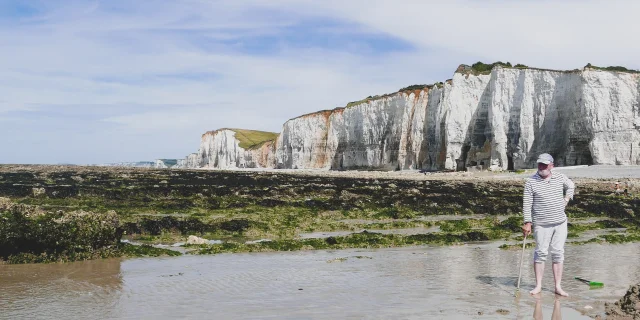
[496,309,510,315]
[186,235,207,245]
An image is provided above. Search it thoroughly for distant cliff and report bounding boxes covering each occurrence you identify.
[97,159,178,169]
[96,161,155,168]
[176,63,640,171]
[174,129,277,169]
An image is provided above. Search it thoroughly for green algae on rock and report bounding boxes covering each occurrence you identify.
[0,197,181,264]
[0,198,121,263]
[194,229,510,255]
[1,166,639,262]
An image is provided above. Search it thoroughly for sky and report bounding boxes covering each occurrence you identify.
[1,0,639,164]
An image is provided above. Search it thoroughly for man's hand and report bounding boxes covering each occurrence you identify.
[522,222,532,237]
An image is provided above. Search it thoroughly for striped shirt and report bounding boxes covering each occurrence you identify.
[523,171,575,226]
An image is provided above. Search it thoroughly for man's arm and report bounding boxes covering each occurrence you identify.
[523,180,533,223]
[563,175,575,202]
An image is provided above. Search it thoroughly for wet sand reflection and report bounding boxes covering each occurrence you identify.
[0,243,638,319]
[0,258,123,319]
[533,294,563,320]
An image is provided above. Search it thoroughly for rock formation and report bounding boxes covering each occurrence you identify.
[96,160,178,169]
[605,283,640,319]
[97,161,155,168]
[176,63,640,171]
[179,129,277,169]
[154,159,178,169]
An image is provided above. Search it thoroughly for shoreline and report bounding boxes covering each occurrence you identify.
[3,164,640,182]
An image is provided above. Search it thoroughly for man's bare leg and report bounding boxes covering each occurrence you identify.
[553,262,568,296]
[530,262,544,295]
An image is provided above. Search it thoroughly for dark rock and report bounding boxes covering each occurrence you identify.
[605,283,640,319]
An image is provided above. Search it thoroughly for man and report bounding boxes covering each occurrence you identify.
[522,153,575,296]
[614,181,623,195]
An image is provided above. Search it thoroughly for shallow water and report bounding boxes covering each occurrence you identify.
[2,242,639,320]
[298,226,440,239]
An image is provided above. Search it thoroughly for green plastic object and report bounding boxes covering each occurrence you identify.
[575,277,604,287]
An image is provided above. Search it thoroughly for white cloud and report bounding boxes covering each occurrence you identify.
[270,0,640,69]
[1,0,639,164]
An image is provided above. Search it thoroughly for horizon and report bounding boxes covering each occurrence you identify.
[2,0,640,165]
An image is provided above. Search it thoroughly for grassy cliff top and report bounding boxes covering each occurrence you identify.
[456,61,640,75]
[203,128,279,149]
[584,63,640,73]
[288,82,447,122]
[228,129,279,150]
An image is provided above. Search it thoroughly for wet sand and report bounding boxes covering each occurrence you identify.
[2,242,639,319]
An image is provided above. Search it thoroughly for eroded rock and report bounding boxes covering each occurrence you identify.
[605,283,640,319]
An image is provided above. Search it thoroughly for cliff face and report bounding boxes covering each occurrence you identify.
[582,70,640,165]
[177,65,640,171]
[175,153,199,169]
[175,129,277,170]
[326,91,428,170]
[154,159,177,168]
[273,93,434,171]
[275,111,333,169]
[476,67,640,170]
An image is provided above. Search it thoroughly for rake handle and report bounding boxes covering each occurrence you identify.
[517,233,528,290]
[575,277,590,283]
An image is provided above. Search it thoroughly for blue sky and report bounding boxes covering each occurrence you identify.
[1,0,639,164]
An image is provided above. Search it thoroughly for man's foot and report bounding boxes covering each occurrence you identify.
[555,287,569,297]
[530,286,542,295]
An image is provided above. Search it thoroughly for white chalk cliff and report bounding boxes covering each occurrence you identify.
[177,64,640,171]
[176,129,275,169]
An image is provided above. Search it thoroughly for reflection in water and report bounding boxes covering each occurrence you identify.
[0,258,123,320]
[533,294,562,320]
[1,243,639,319]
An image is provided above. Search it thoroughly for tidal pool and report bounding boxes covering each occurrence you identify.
[2,242,639,319]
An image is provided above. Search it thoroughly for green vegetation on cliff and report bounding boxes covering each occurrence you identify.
[343,83,441,110]
[585,63,640,73]
[456,61,522,75]
[345,98,372,108]
[398,84,430,91]
[457,61,640,76]
[471,61,512,74]
[229,129,278,150]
